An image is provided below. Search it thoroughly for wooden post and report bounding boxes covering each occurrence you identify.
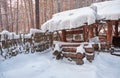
[61,30,67,42]
[83,26,87,41]
[114,21,119,37]
[106,20,113,44]
[95,25,99,36]
[88,25,94,39]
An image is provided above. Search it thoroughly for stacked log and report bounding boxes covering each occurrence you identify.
[84,47,94,62]
[76,53,85,65]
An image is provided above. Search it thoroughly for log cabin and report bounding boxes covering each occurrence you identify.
[41,0,120,64]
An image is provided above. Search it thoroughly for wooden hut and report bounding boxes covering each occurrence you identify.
[41,0,120,64]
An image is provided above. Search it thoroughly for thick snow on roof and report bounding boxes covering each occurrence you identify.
[92,0,120,20]
[41,0,120,32]
[41,7,96,32]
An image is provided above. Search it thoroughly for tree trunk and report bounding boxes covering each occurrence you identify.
[35,0,40,29]
[28,0,34,29]
[16,0,19,34]
[10,0,14,32]
[3,0,9,30]
[0,4,3,31]
[24,0,30,33]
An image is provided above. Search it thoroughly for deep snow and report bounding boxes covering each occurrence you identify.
[0,50,120,78]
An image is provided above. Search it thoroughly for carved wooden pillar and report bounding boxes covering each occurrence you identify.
[61,30,67,42]
[114,21,119,37]
[106,20,113,44]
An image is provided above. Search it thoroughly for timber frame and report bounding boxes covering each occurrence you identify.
[52,20,120,64]
[54,20,120,47]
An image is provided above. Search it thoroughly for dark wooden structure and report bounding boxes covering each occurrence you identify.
[56,20,120,47]
[52,20,120,64]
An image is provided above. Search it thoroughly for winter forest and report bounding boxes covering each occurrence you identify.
[0,0,120,78]
[0,0,106,33]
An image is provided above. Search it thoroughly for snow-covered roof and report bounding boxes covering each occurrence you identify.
[92,0,120,20]
[41,0,120,32]
[41,7,97,32]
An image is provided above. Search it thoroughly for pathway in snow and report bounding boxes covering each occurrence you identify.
[0,52,120,78]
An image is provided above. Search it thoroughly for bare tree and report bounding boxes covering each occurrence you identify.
[0,3,3,31]
[35,0,39,29]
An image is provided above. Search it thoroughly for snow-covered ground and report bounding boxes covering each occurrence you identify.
[0,50,120,78]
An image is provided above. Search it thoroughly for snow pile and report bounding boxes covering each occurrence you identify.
[84,43,93,48]
[22,29,45,38]
[41,7,96,32]
[76,44,85,53]
[29,28,45,34]
[54,42,62,52]
[0,52,120,78]
[0,30,20,40]
[92,0,120,20]
[89,37,100,44]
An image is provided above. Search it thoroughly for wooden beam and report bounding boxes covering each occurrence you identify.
[66,29,83,34]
